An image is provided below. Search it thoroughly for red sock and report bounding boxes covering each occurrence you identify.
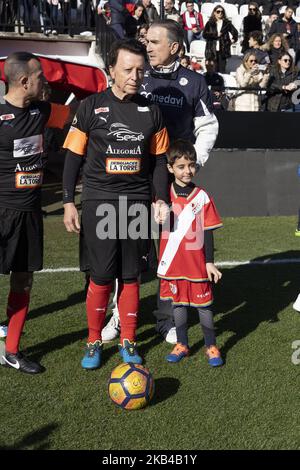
[6,291,30,354]
[86,281,111,343]
[118,282,139,343]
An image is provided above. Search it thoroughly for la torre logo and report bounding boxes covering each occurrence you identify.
[106,145,142,155]
[107,123,144,142]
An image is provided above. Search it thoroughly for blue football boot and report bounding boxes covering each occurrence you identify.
[81,340,102,370]
[205,345,223,367]
[118,339,143,364]
[166,343,189,363]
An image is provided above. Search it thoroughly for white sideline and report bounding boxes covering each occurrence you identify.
[37,259,300,274]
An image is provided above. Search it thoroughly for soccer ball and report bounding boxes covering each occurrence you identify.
[108,363,154,410]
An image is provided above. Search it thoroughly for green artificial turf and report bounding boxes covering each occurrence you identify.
[0,215,299,450]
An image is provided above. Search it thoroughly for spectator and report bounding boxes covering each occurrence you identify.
[136,23,149,45]
[0,0,17,31]
[164,0,181,23]
[268,0,289,15]
[241,2,262,54]
[181,1,204,50]
[204,59,228,110]
[132,2,145,28]
[45,0,59,35]
[269,6,299,56]
[245,30,270,64]
[124,2,145,37]
[22,0,33,32]
[180,55,191,68]
[203,5,238,73]
[264,10,279,38]
[266,51,298,111]
[109,0,128,38]
[141,0,159,24]
[262,33,289,64]
[234,52,270,111]
[97,0,111,24]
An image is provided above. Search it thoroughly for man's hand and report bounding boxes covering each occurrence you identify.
[153,200,170,224]
[64,203,80,233]
[206,263,222,283]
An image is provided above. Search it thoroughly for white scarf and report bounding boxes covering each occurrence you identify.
[183,11,200,30]
[152,60,180,74]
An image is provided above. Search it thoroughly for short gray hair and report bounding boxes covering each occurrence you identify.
[150,19,184,50]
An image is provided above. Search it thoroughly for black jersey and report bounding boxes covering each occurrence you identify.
[63,88,169,201]
[0,100,69,211]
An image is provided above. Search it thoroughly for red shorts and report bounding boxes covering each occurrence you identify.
[160,279,213,307]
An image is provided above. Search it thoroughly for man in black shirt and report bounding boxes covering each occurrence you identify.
[0,52,71,374]
[63,39,169,369]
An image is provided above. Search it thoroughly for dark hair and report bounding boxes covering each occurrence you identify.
[134,2,144,13]
[249,30,263,46]
[276,51,297,72]
[167,139,196,165]
[248,2,261,19]
[150,19,184,51]
[108,39,147,68]
[211,5,227,22]
[4,51,38,86]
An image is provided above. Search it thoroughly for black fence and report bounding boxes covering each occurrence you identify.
[0,0,97,36]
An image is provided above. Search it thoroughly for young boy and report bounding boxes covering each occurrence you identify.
[157,139,223,366]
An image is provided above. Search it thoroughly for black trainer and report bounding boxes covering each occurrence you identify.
[2,352,44,374]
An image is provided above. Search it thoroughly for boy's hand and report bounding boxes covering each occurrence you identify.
[206,263,222,283]
[153,200,170,224]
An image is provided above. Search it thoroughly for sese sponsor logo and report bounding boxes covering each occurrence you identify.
[107,123,144,142]
[15,171,43,188]
[106,158,141,174]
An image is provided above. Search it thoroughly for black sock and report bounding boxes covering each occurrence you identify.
[173,306,188,346]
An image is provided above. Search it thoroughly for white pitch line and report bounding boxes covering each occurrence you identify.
[35,259,300,274]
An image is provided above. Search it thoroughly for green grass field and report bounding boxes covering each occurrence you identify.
[0,215,300,450]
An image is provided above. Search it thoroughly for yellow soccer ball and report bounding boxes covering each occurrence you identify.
[108,363,155,410]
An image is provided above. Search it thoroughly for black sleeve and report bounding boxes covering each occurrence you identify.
[204,230,214,263]
[152,155,170,203]
[63,150,83,204]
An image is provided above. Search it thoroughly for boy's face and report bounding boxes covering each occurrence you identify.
[168,156,197,187]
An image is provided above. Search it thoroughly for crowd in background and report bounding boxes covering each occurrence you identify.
[1,0,300,111]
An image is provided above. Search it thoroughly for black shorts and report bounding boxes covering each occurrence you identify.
[0,207,43,274]
[81,200,151,281]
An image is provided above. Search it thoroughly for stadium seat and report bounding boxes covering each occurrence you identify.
[189,39,206,59]
[152,0,160,14]
[200,3,214,17]
[239,4,249,18]
[220,72,238,96]
[223,3,239,19]
[231,14,243,33]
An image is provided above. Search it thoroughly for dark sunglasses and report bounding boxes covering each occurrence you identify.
[249,8,257,11]
[249,59,257,63]
[282,58,291,62]
[216,10,224,14]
